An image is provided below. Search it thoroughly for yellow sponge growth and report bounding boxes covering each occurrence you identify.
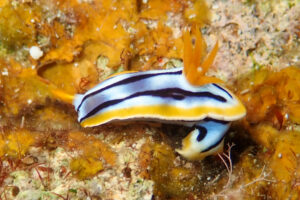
[0,130,35,158]
[70,157,103,180]
[67,131,116,179]
[139,141,198,198]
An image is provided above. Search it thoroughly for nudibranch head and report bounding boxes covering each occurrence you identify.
[176,119,231,160]
[174,26,246,160]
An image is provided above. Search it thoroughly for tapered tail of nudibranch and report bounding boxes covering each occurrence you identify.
[43,79,75,104]
[50,87,75,105]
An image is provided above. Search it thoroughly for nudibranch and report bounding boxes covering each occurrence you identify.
[54,27,246,160]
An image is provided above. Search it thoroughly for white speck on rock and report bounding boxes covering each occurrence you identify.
[29,46,44,60]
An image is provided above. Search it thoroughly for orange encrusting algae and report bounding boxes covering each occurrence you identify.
[238,66,300,127]
[234,66,300,199]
